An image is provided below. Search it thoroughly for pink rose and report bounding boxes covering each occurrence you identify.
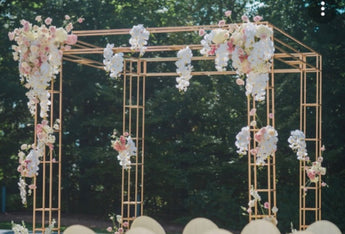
[321,182,327,187]
[77,17,84,23]
[264,202,270,209]
[218,20,226,27]
[65,15,70,20]
[8,32,15,41]
[65,23,73,33]
[253,15,263,22]
[28,184,36,190]
[65,34,78,45]
[225,10,232,17]
[49,26,56,34]
[106,227,112,232]
[320,145,326,151]
[268,113,274,119]
[249,108,256,116]
[236,78,244,86]
[123,222,129,227]
[199,29,205,36]
[247,207,252,213]
[45,17,52,25]
[35,16,42,22]
[241,15,249,22]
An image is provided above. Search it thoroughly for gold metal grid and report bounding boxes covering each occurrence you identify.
[31,23,321,232]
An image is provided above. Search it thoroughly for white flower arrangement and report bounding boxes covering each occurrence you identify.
[11,221,29,234]
[103,43,124,78]
[235,126,250,155]
[288,129,308,160]
[129,24,150,56]
[175,46,193,92]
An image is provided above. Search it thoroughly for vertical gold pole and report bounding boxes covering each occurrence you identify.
[33,102,38,233]
[121,60,127,223]
[58,62,63,233]
[318,55,322,220]
[247,95,251,221]
[141,60,146,215]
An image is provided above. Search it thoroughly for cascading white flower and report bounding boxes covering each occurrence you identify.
[254,125,278,165]
[215,42,229,71]
[235,126,250,155]
[103,43,124,78]
[245,72,269,101]
[18,177,27,205]
[129,24,150,56]
[288,129,308,160]
[175,46,193,92]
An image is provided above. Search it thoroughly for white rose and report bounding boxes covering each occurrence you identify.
[21,144,28,150]
[55,27,68,43]
[212,29,229,44]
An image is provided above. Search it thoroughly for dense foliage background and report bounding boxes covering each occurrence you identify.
[1,0,344,232]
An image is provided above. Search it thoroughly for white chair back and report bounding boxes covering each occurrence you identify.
[131,215,166,234]
[183,217,218,234]
[306,220,341,234]
[126,226,156,234]
[241,219,280,234]
[63,224,95,234]
[203,228,233,234]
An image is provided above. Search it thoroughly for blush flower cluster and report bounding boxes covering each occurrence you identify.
[199,12,274,101]
[253,125,278,165]
[8,16,80,118]
[111,130,137,169]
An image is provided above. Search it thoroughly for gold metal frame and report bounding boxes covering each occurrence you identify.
[31,23,321,232]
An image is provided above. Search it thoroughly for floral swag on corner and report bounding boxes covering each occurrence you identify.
[9,15,83,206]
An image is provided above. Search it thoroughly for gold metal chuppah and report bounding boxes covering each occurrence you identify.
[31,23,322,232]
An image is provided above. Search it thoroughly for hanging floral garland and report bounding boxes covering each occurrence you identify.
[175,46,193,92]
[8,15,81,206]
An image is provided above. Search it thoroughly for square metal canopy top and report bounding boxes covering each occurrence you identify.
[62,22,320,75]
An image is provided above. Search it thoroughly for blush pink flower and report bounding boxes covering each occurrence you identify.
[65,15,71,20]
[106,227,112,232]
[123,222,129,227]
[241,15,249,22]
[8,31,15,41]
[225,10,232,17]
[320,145,326,151]
[45,17,52,25]
[268,113,274,119]
[264,202,270,209]
[65,34,78,45]
[249,108,256,116]
[28,184,37,190]
[236,78,244,86]
[77,17,84,23]
[253,15,263,22]
[321,182,327,187]
[218,20,226,27]
[35,15,42,22]
[199,29,205,36]
[247,207,252,213]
